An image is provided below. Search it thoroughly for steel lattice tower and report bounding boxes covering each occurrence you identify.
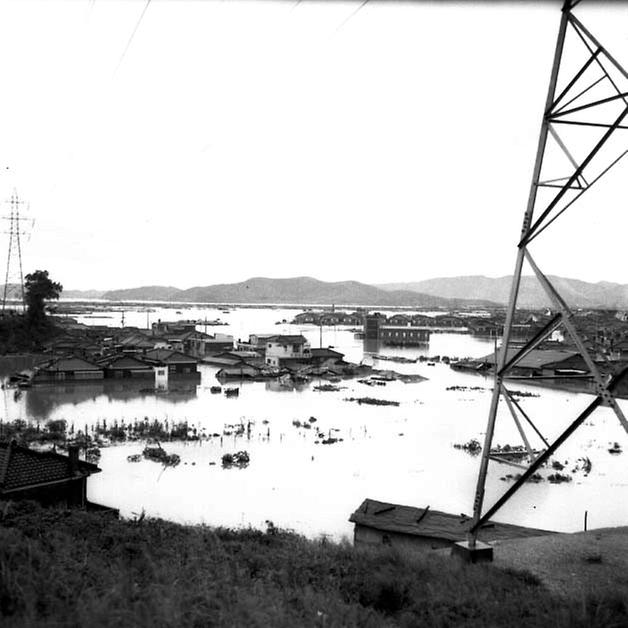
[469,0,628,548]
[2,192,26,312]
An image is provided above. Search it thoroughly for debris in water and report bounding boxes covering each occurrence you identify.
[127,454,141,463]
[608,442,622,454]
[547,472,572,484]
[500,473,544,483]
[453,439,482,456]
[142,445,181,467]
[313,384,344,392]
[344,397,400,407]
[221,450,250,468]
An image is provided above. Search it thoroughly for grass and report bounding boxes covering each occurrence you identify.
[0,501,626,627]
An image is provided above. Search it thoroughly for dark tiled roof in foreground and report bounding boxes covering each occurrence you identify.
[0,442,100,492]
[349,499,555,543]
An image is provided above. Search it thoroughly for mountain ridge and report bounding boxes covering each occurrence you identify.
[96,277,495,308]
[377,275,628,309]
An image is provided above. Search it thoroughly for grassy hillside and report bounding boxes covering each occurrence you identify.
[0,501,625,627]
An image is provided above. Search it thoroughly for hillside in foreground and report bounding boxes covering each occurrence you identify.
[0,502,625,627]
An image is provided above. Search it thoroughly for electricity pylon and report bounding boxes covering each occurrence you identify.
[469,0,628,547]
[2,192,32,312]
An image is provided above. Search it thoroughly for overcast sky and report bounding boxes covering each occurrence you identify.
[0,0,627,290]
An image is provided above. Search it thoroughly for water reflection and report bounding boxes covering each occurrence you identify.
[24,379,199,420]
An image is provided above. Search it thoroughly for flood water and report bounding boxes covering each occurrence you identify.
[4,305,628,539]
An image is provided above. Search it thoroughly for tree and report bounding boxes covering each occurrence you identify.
[24,270,63,330]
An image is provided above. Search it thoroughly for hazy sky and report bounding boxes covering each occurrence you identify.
[0,0,627,290]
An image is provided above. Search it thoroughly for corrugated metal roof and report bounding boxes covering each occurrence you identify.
[478,348,580,370]
[349,499,554,543]
[0,442,100,492]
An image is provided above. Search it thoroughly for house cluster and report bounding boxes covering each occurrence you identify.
[206,333,355,379]
[291,310,364,326]
[28,317,236,384]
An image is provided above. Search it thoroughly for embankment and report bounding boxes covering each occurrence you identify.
[0,501,626,627]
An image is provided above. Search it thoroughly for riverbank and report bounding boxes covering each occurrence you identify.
[0,501,625,627]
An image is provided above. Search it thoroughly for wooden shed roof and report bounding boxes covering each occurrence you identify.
[349,498,554,543]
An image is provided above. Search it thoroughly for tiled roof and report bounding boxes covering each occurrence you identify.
[39,357,103,372]
[0,442,100,493]
[143,349,199,364]
[349,499,554,543]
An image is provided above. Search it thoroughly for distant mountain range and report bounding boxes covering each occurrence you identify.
[377,276,628,309]
[53,275,628,309]
[63,277,495,308]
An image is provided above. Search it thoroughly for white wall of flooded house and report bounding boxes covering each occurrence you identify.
[4,305,628,540]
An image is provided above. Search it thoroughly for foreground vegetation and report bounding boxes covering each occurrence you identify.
[0,502,626,627]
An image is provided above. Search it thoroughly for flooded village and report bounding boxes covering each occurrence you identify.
[3,0,628,624]
[2,300,628,541]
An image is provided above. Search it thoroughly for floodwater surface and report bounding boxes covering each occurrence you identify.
[4,305,628,539]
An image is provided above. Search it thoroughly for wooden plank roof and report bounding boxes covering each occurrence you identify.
[349,498,555,543]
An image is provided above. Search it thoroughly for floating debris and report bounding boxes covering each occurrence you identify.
[446,385,486,392]
[210,386,222,394]
[371,354,417,364]
[571,457,592,475]
[344,397,400,407]
[221,451,250,468]
[453,439,482,455]
[142,445,181,467]
[551,460,565,471]
[508,389,540,398]
[224,387,240,398]
[313,384,344,392]
[127,454,141,463]
[608,442,622,455]
[547,472,572,484]
[501,473,544,483]
[358,378,386,387]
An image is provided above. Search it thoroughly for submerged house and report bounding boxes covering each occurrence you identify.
[98,354,155,379]
[264,335,311,368]
[0,442,115,513]
[477,348,589,378]
[349,499,553,552]
[309,347,346,369]
[142,349,200,375]
[33,356,104,383]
